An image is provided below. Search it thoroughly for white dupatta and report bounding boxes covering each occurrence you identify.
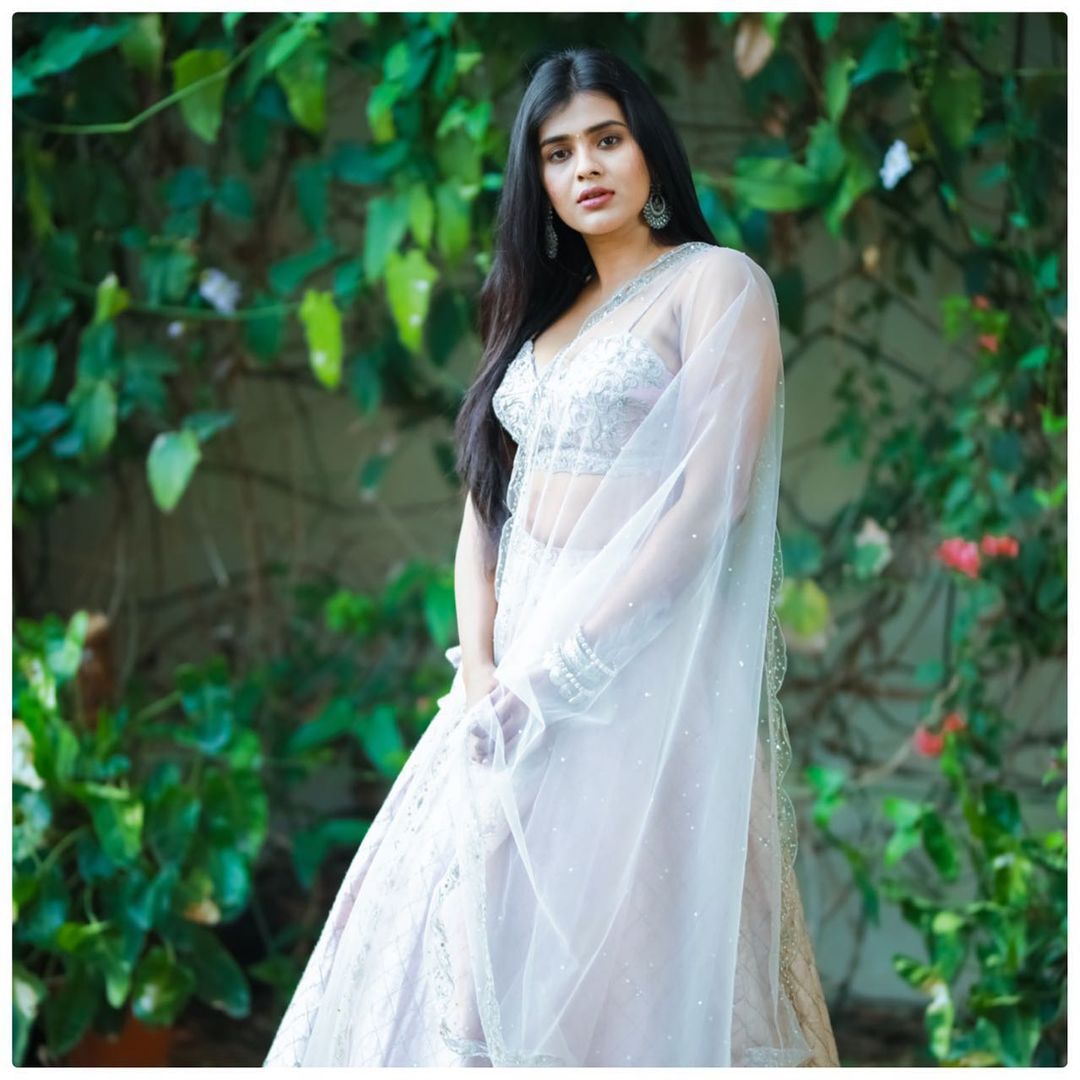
[439,242,838,1066]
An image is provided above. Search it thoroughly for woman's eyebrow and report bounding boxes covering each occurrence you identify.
[539,119,626,149]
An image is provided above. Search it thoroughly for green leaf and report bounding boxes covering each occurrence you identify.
[276,38,327,134]
[85,789,144,863]
[776,577,830,639]
[367,80,401,142]
[384,247,438,355]
[120,13,164,77]
[14,342,57,405]
[348,353,382,415]
[434,181,471,263]
[930,65,983,149]
[298,290,344,389]
[822,140,878,236]
[70,380,118,458]
[42,962,97,1055]
[333,258,365,305]
[131,946,196,1026]
[355,703,408,776]
[921,811,960,880]
[824,55,856,120]
[805,120,847,185]
[1018,344,1049,371]
[851,19,908,87]
[164,166,215,210]
[94,272,131,324]
[145,786,200,865]
[147,430,202,512]
[331,141,386,185]
[213,176,254,221]
[262,18,317,75]
[363,193,411,282]
[172,49,231,144]
[732,157,829,212]
[812,12,840,42]
[286,696,358,753]
[140,243,198,304]
[182,410,235,442]
[12,964,47,1065]
[178,925,251,1018]
[268,237,337,296]
[17,19,134,95]
[407,182,436,248]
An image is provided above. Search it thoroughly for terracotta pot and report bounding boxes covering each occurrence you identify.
[63,1008,175,1067]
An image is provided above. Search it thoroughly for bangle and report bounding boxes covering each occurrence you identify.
[542,623,615,706]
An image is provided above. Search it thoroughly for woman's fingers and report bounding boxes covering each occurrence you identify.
[464,682,532,764]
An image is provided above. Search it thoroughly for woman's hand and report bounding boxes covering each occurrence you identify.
[464,679,532,766]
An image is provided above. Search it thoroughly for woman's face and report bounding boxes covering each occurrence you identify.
[537,91,654,243]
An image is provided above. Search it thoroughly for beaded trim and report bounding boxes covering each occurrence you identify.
[542,622,616,706]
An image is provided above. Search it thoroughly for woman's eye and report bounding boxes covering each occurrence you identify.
[546,134,621,163]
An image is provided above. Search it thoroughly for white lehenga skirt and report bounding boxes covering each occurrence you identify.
[262,526,839,1067]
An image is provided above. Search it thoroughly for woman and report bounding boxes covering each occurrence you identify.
[264,46,838,1067]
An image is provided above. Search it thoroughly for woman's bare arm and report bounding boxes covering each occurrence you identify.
[454,490,498,700]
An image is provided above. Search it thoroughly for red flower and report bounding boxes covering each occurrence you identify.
[913,724,945,757]
[942,712,967,734]
[980,533,1020,558]
[972,295,991,310]
[977,333,999,353]
[935,537,981,579]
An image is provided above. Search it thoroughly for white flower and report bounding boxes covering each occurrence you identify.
[879,139,913,190]
[167,321,185,339]
[12,719,44,790]
[198,268,242,315]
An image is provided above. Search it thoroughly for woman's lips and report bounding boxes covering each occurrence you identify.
[579,191,613,209]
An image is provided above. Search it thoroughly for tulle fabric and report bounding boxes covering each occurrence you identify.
[262,242,838,1067]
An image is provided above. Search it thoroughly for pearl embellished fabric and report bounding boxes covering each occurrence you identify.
[263,242,838,1067]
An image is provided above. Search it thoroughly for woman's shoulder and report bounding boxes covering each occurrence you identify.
[682,243,769,286]
[672,244,774,320]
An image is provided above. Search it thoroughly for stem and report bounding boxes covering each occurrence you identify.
[14,19,290,137]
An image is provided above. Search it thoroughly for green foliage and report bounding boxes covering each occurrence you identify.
[12,611,268,1062]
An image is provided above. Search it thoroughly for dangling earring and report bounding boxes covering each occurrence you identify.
[544,203,559,259]
[642,182,672,229]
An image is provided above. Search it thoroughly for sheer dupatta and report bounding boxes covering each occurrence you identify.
[438,244,838,1066]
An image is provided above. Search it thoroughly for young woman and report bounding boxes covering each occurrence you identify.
[264,46,838,1068]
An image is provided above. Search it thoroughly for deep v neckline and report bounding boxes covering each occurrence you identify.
[527,242,701,380]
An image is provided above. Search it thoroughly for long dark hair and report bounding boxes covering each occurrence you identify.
[454,45,717,572]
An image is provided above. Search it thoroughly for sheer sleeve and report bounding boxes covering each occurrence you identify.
[536,248,782,711]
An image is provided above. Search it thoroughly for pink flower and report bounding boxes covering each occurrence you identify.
[980,533,1019,558]
[942,712,967,734]
[935,537,982,579]
[972,295,991,310]
[913,724,945,757]
[977,333,999,353]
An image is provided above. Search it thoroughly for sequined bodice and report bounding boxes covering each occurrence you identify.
[491,241,713,476]
[493,332,673,474]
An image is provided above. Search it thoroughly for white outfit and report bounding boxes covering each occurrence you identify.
[263,242,838,1067]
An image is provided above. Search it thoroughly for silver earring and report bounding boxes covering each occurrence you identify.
[642,182,672,229]
[544,203,559,259]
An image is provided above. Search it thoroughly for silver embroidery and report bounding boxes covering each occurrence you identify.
[491,242,713,607]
